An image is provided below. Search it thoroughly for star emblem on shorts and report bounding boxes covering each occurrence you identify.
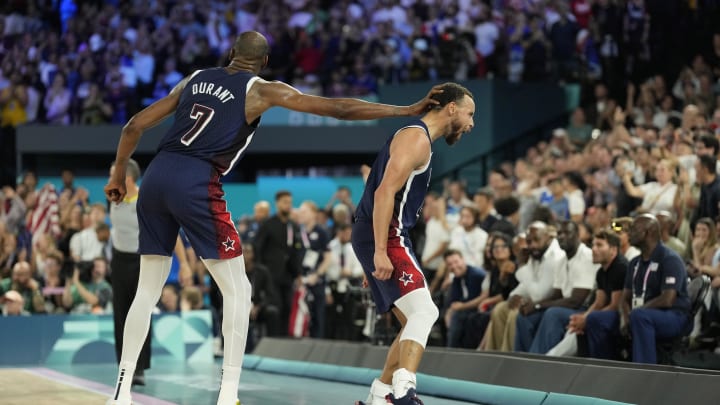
[222,236,236,252]
[399,271,414,286]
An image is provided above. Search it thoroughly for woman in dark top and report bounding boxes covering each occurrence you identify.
[471,233,519,349]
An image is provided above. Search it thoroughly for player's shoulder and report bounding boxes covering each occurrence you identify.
[392,126,431,149]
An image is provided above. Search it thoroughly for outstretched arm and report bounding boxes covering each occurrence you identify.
[372,128,431,280]
[254,81,442,121]
[104,75,190,202]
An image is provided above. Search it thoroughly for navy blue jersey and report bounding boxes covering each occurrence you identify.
[157,68,260,175]
[356,120,432,242]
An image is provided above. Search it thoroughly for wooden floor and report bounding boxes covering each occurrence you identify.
[0,369,107,405]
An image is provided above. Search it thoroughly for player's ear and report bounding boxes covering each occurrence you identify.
[228,48,235,61]
[263,55,269,68]
[448,101,457,115]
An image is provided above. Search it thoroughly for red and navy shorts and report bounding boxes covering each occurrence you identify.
[351,220,426,313]
[137,151,242,260]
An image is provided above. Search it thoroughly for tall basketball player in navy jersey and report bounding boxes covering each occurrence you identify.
[103,31,443,405]
[352,83,475,405]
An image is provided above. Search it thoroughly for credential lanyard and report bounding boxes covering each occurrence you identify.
[632,263,652,299]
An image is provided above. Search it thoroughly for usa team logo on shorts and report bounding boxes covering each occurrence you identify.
[222,236,236,252]
[399,271,414,286]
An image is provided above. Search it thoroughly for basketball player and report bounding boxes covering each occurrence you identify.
[352,83,475,405]
[103,31,443,405]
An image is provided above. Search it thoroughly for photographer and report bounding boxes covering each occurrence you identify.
[62,257,112,314]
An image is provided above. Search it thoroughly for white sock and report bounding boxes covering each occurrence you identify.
[217,365,241,405]
[202,257,252,405]
[392,368,417,398]
[111,255,172,405]
[110,362,136,404]
[366,378,392,404]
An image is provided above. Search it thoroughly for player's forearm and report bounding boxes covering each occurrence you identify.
[114,120,143,166]
[372,187,395,252]
[331,99,410,120]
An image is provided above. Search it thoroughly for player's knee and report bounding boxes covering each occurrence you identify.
[397,290,439,348]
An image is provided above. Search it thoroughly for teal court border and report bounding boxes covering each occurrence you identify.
[242,354,634,405]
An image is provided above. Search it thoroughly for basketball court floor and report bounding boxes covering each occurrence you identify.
[0,360,478,405]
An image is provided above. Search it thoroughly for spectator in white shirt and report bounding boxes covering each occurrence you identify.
[517,221,595,353]
[481,222,564,351]
[562,171,586,222]
[449,206,488,268]
[622,159,678,214]
[420,193,450,283]
[326,223,364,340]
[69,203,106,263]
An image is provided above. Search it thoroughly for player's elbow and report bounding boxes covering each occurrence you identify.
[122,117,143,138]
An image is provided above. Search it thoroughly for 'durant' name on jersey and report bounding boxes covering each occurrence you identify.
[191,81,236,104]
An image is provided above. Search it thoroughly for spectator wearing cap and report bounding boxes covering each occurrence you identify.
[474,187,498,232]
[562,171,586,223]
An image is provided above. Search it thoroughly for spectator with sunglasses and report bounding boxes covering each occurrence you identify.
[611,217,641,261]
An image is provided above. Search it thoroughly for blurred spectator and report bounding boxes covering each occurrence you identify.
[325,185,356,217]
[0,69,28,127]
[2,290,30,316]
[611,217,641,261]
[297,200,331,338]
[474,187,498,232]
[244,244,281,343]
[517,221,595,354]
[180,286,205,311]
[482,222,562,351]
[79,84,113,124]
[62,258,112,314]
[490,196,520,237]
[158,285,179,313]
[0,261,45,314]
[325,223,364,340]
[421,193,450,283]
[692,155,720,228]
[254,190,303,335]
[449,206,488,268]
[69,203,106,262]
[656,211,686,259]
[566,107,593,146]
[444,249,486,348]
[44,72,71,124]
[0,185,26,235]
[241,200,270,243]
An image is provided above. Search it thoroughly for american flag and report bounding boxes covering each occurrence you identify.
[288,284,310,338]
[28,183,61,239]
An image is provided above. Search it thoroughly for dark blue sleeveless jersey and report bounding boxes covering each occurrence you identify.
[356,119,432,237]
[157,68,260,175]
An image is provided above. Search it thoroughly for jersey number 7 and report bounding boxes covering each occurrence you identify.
[180,103,215,146]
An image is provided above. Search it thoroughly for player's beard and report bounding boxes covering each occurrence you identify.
[445,119,464,145]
